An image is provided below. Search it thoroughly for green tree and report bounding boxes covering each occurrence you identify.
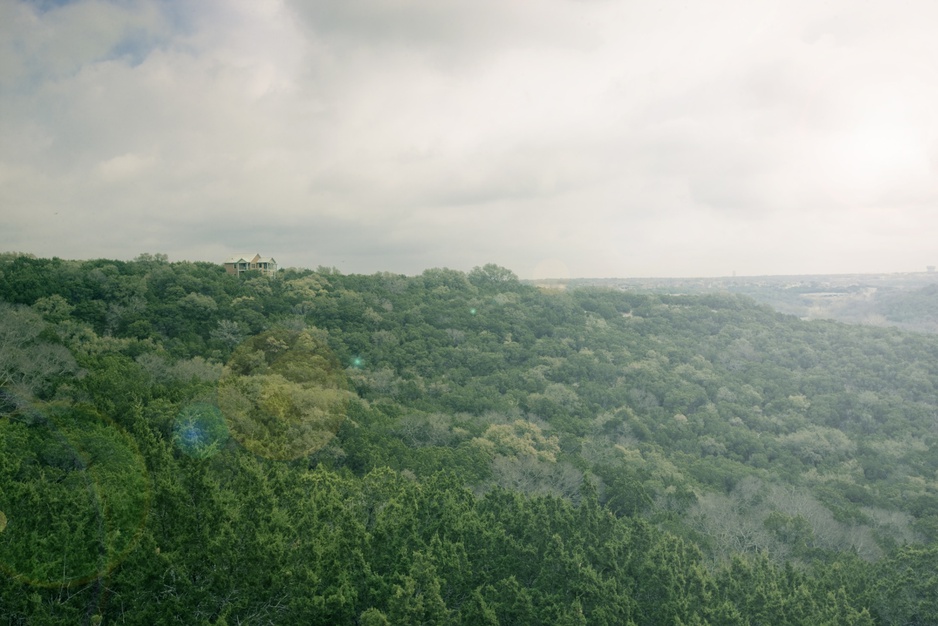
[387,552,451,625]
[0,302,77,399]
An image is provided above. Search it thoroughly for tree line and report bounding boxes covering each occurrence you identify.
[1,253,937,624]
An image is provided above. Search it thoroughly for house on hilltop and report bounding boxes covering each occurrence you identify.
[224,254,278,276]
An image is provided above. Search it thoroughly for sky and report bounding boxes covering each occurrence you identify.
[2,0,938,279]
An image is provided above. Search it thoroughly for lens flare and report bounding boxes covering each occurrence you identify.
[532,259,571,290]
[218,329,352,461]
[173,403,229,459]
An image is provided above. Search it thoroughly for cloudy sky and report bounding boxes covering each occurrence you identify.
[2,0,938,278]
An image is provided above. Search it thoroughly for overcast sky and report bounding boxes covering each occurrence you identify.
[2,0,938,278]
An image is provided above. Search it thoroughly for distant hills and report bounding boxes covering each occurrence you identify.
[533,272,938,333]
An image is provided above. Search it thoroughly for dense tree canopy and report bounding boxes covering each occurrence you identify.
[1,252,937,623]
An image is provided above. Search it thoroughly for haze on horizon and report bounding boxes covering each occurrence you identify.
[2,0,937,280]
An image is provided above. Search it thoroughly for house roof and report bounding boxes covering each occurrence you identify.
[223,254,277,271]
[224,254,259,264]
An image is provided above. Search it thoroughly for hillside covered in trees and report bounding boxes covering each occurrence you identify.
[1,252,937,625]
[562,272,938,334]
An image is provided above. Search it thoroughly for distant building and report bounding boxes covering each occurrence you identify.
[928,266,935,273]
[224,254,278,277]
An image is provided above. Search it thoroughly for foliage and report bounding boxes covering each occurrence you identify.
[2,255,938,622]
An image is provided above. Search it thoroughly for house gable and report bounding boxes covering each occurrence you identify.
[223,253,277,276]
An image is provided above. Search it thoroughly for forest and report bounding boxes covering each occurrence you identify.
[1,252,937,625]
[565,272,938,334]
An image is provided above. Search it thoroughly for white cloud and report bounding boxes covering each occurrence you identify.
[0,0,170,88]
[3,0,938,276]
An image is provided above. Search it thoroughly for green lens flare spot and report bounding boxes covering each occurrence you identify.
[219,328,352,461]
